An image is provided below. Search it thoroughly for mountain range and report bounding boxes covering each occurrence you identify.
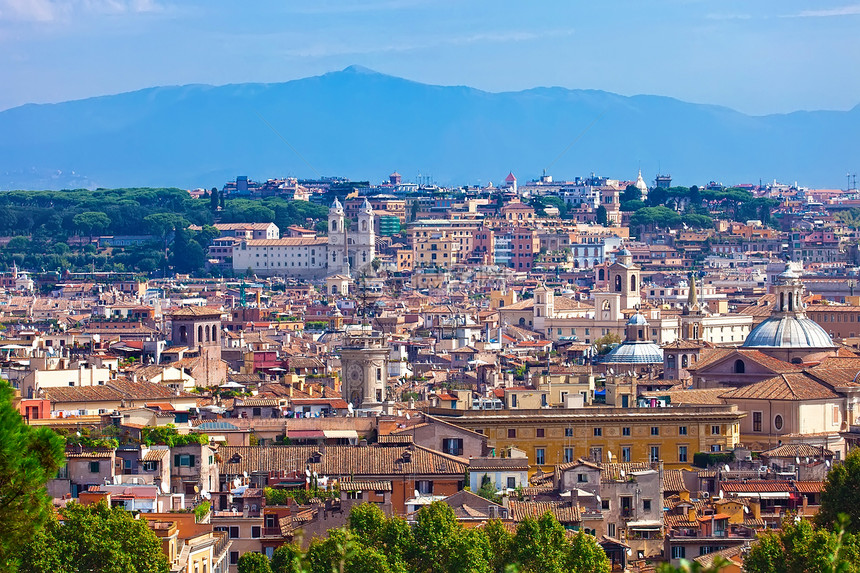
[1,65,858,190]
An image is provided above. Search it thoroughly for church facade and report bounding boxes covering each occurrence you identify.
[231,197,376,280]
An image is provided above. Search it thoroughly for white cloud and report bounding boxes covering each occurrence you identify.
[0,0,162,22]
[781,4,860,18]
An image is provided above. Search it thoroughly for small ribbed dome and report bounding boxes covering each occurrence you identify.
[331,197,343,210]
[603,341,664,364]
[618,248,632,257]
[627,313,648,326]
[743,316,833,349]
[634,170,648,192]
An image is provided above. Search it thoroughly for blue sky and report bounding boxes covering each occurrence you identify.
[1,0,858,114]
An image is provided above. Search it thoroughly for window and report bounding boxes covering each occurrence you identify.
[643,499,652,511]
[734,359,745,374]
[753,411,762,432]
[508,429,517,439]
[710,444,722,452]
[230,552,239,565]
[442,438,463,456]
[622,427,631,436]
[251,526,261,539]
[650,446,660,462]
[535,448,546,465]
[536,428,545,438]
[622,446,631,462]
[774,414,784,431]
[651,426,660,436]
[265,514,277,528]
[565,428,573,437]
[711,425,720,435]
[564,448,574,463]
[601,499,610,510]
[89,461,100,473]
[507,476,516,489]
[417,480,433,494]
[229,526,239,539]
[593,428,602,437]
[672,546,686,559]
[577,473,588,483]
[174,454,195,467]
[608,523,616,537]
[679,446,688,463]
[143,461,158,472]
[679,426,687,435]
[252,407,262,417]
[590,447,603,463]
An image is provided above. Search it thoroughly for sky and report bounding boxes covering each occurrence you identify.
[0,0,859,115]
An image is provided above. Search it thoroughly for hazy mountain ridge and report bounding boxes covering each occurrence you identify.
[1,66,857,190]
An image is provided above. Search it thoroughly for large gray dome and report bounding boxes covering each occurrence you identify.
[603,341,664,364]
[742,315,834,349]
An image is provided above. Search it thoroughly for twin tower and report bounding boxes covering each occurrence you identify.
[328,197,376,277]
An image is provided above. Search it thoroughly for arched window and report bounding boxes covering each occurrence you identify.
[331,220,337,232]
[615,275,622,292]
[598,268,605,281]
[602,300,611,310]
[681,354,688,368]
[734,359,745,374]
[205,325,210,342]
[780,292,785,311]
[788,293,794,311]
[198,325,203,343]
[361,220,368,231]
[667,354,676,369]
[519,317,526,327]
[536,307,541,317]
[213,329,218,343]
[180,325,187,344]
[631,275,637,292]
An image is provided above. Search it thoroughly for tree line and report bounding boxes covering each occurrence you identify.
[0,188,328,276]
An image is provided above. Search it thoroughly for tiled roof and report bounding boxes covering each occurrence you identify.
[640,387,729,406]
[760,443,834,458]
[65,447,114,458]
[166,306,224,318]
[720,373,840,401]
[720,480,794,493]
[218,444,467,477]
[688,348,799,374]
[338,480,392,492]
[141,449,169,461]
[601,462,652,483]
[509,500,581,523]
[794,481,824,493]
[469,457,529,471]
[663,469,689,493]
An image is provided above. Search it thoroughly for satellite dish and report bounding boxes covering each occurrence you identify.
[826,460,831,467]
[312,471,318,478]
[607,451,613,461]
[414,489,420,498]
[743,506,749,514]
[305,468,311,477]
[595,495,602,504]
[243,471,248,479]
[608,368,615,376]
[347,403,354,414]
[719,489,724,499]
[795,456,800,465]
[161,481,170,494]
[398,410,403,417]
[626,549,632,556]
[724,464,730,472]
[233,478,241,488]
[620,470,625,478]
[406,412,411,420]
[805,457,810,464]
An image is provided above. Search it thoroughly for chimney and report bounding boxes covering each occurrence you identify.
[687,505,697,522]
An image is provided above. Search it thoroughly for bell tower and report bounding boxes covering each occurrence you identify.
[608,248,641,310]
[339,325,389,411]
[353,198,376,275]
[328,197,348,276]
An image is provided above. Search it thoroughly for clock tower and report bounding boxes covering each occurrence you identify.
[339,325,389,411]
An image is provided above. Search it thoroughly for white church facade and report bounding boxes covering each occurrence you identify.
[231,197,376,280]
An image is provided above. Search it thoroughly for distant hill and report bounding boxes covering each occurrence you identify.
[1,65,857,190]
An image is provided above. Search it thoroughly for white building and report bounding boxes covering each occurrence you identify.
[232,237,328,278]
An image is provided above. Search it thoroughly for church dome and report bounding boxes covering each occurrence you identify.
[603,341,664,364]
[627,313,648,326]
[331,197,343,211]
[634,170,648,193]
[742,316,833,349]
[618,248,632,257]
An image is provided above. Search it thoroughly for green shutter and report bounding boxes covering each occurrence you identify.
[189,455,196,467]
[174,454,180,467]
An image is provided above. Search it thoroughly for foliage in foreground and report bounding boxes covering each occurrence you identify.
[259,502,609,573]
[0,381,66,570]
[817,448,860,533]
[19,501,169,573]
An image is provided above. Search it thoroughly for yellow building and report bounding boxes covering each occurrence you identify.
[433,405,744,473]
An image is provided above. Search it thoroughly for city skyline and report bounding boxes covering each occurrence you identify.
[1,0,859,114]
